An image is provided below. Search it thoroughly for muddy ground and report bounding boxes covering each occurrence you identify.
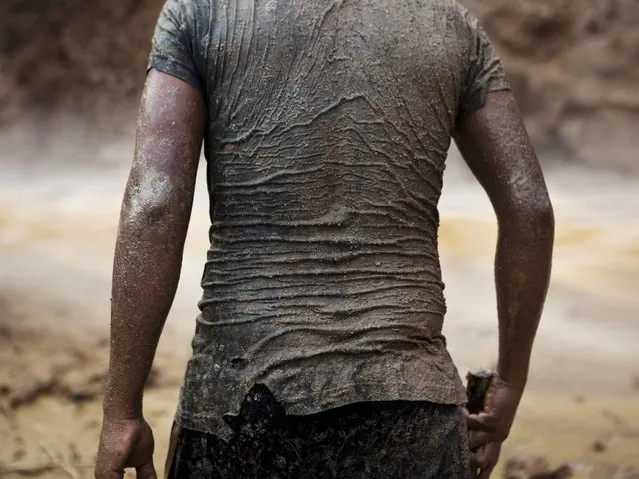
[1,123,638,478]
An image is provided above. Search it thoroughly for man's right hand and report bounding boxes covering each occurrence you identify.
[465,376,523,479]
[95,417,157,479]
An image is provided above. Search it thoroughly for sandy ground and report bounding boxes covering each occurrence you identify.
[1,128,638,478]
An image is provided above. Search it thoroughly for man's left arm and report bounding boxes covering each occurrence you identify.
[95,69,205,479]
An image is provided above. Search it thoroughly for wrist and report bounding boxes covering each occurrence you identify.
[102,375,144,420]
[102,395,143,421]
[493,371,526,397]
[496,362,528,393]
[103,406,143,421]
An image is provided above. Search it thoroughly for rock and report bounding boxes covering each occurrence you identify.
[592,438,607,452]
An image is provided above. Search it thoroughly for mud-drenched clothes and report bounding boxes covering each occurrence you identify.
[166,385,470,478]
[148,0,509,441]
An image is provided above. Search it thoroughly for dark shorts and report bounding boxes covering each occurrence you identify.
[166,385,470,479]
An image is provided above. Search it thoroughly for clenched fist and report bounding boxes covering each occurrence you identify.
[95,417,157,479]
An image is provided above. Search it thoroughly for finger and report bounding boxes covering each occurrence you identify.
[479,464,495,479]
[469,430,494,449]
[479,441,501,464]
[469,459,481,479]
[465,413,496,433]
[469,452,481,469]
[476,442,501,478]
[470,444,491,469]
[469,445,483,479]
[136,461,157,479]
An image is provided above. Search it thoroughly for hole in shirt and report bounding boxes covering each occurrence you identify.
[231,357,246,367]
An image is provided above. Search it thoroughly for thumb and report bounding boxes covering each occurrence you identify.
[465,412,496,433]
[136,461,157,479]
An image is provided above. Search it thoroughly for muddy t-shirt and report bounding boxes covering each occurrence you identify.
[148,0,510,438]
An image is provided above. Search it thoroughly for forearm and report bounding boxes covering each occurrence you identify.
[103,194,189,418]
[495,210,554,391]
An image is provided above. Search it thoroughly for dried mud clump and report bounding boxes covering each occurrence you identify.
[0,294,180,413]
[504,456,574,479]
[0,297,110,409]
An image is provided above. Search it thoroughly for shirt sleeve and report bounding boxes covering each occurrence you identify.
[457,9,511,123]
[147,0,205,98]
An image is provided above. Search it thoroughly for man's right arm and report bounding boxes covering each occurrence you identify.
[454,90,555,478]
[95,70,205,479]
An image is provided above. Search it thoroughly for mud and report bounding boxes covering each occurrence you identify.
[0,294,185,479]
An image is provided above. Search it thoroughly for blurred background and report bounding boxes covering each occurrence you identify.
[1,1,638,478]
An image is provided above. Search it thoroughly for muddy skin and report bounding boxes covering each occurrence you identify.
[455,91,554,393]
[455,91,554,477]
[102,71,206,420]
[98,0,553,477]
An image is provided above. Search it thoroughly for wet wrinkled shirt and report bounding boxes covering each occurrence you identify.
[148,0,510,439]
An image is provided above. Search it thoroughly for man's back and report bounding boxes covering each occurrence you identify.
[149,0,509,438]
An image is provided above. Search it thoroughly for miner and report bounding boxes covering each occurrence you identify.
[95,0,554,477]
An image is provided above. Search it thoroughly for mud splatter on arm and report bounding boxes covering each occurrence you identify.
[103,69,205,419]
[454,90,554,392]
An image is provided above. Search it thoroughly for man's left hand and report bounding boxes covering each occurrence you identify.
[465,376,523,478]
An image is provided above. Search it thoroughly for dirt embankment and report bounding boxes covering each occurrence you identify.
[2,0,638,171]
[0,0,163,122]
[462,0,639,172]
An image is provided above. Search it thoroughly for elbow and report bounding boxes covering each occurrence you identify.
[138,201,175,229]
[122,191,177,231]
[499,195,555,242]
[529,198,555,237]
